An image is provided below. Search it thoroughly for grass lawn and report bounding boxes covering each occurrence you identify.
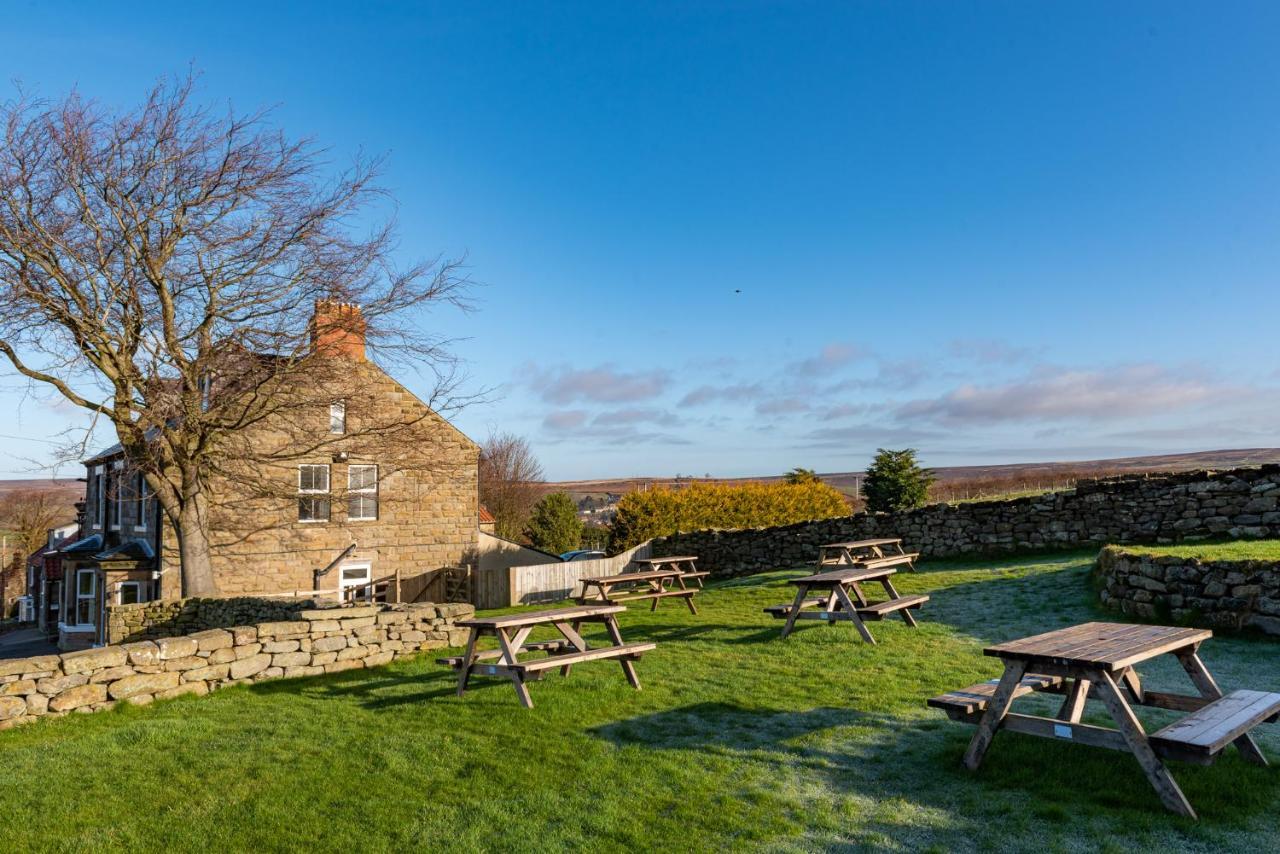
[3,551,1280,852]
[1116,539,1280,562]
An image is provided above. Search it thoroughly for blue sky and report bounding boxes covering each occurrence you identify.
[2,1,1278,480]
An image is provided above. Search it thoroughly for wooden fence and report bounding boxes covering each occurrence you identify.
[469,541,654,609]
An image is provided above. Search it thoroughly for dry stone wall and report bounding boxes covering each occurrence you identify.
[0,601,473,730]
[106,596,319,645]
[1096,547,1280,635]
[651,466,1280,576]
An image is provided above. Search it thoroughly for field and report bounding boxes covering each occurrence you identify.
[2,550,1279,851]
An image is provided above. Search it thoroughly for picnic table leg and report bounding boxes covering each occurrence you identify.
[555,620,589,677]
[833,585,876,644]
[675,573,698,615]
[684,560,704,588]
[823,589,839,625]
[512,674,534,708]
[962,660,1027,770]
[781,583,810,639]
[495,628,536,707]
[455,627,480,696]
[1092,669,1196,818]
[1119,668,1144,705]
[604,616,641,690]
[1057,677,1091,722]
[560,620,586,677]
[846,581,869,608]
[1176,650,1268,766]
[880,577,917,627]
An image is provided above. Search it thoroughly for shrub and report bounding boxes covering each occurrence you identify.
[608,480,850,551]
[862,448,935,513]
[784,467,821,484]
[524,492,583,554]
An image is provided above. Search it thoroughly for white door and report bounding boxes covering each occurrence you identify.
[339,562,372,602]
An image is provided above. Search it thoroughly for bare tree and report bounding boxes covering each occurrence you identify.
[0,76,473,596]
[478,432,544,540]
[0,489,72,556]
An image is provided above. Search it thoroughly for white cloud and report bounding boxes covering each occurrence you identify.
[896,364,1225,425]
[528,364,669,404]
[788,343,868,376]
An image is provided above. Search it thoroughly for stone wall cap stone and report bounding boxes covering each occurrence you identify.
[61,647,127,674]
[300,606,379,620]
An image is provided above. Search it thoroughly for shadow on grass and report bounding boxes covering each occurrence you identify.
[244,661,482,708]
[590,701,1280,828]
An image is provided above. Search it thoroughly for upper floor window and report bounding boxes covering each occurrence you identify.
[199,373,215,411]
[111,461,124,530]
[92,466,105,529]
[298,464,331,523]
[330,401,346,435]
[135,472,149,531]
[347,465,378,521]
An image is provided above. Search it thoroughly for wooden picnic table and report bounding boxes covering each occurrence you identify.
[438,604,655,708]
[634,554,710,587]
[929,622,1280,818]
[577,568,700,614]
[763,565,928,643]
[818,538,918,573]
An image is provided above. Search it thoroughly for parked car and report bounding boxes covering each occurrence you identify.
[560,549,606,562]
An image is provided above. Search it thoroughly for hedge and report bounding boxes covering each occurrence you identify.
[609,481,851,551]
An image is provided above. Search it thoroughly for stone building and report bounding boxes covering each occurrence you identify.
[48,302,480,650]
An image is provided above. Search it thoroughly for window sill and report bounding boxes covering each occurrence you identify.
[58,623,96,633]
[297,519,330,525]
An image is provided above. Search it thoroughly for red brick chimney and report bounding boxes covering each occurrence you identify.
[310,300,366,360]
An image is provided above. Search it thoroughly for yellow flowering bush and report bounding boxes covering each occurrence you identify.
[609,480,850,551]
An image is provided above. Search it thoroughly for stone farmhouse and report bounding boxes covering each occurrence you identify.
[37,302,482,650]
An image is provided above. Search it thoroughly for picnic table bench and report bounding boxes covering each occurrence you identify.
[818,538,918,573]
[764,565,928,643]
[929,621,1280,818]
[438,604,655,708]
[634,555,710,587]
[576,568,700,614]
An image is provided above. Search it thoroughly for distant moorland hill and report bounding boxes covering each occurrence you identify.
[548,448,1280,506]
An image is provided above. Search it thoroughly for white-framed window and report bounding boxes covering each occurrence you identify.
[75,569,96,627]
[298,464,331,523]
[93,466,105,529]
[135,472,149,531]
[111,460,124,530]
[339,562,372,602]
[330,400,346,435]
[117,581,142,605]
[347,464,378,521]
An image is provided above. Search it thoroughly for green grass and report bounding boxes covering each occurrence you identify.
[2,551,1280,852]
[1118,539,1280,562]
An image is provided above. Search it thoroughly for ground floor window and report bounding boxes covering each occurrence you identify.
[118,581,142,605]
[340,563,372,601]
[75,569,96,626]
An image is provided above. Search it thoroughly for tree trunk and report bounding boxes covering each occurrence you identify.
[175,492,218,597]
